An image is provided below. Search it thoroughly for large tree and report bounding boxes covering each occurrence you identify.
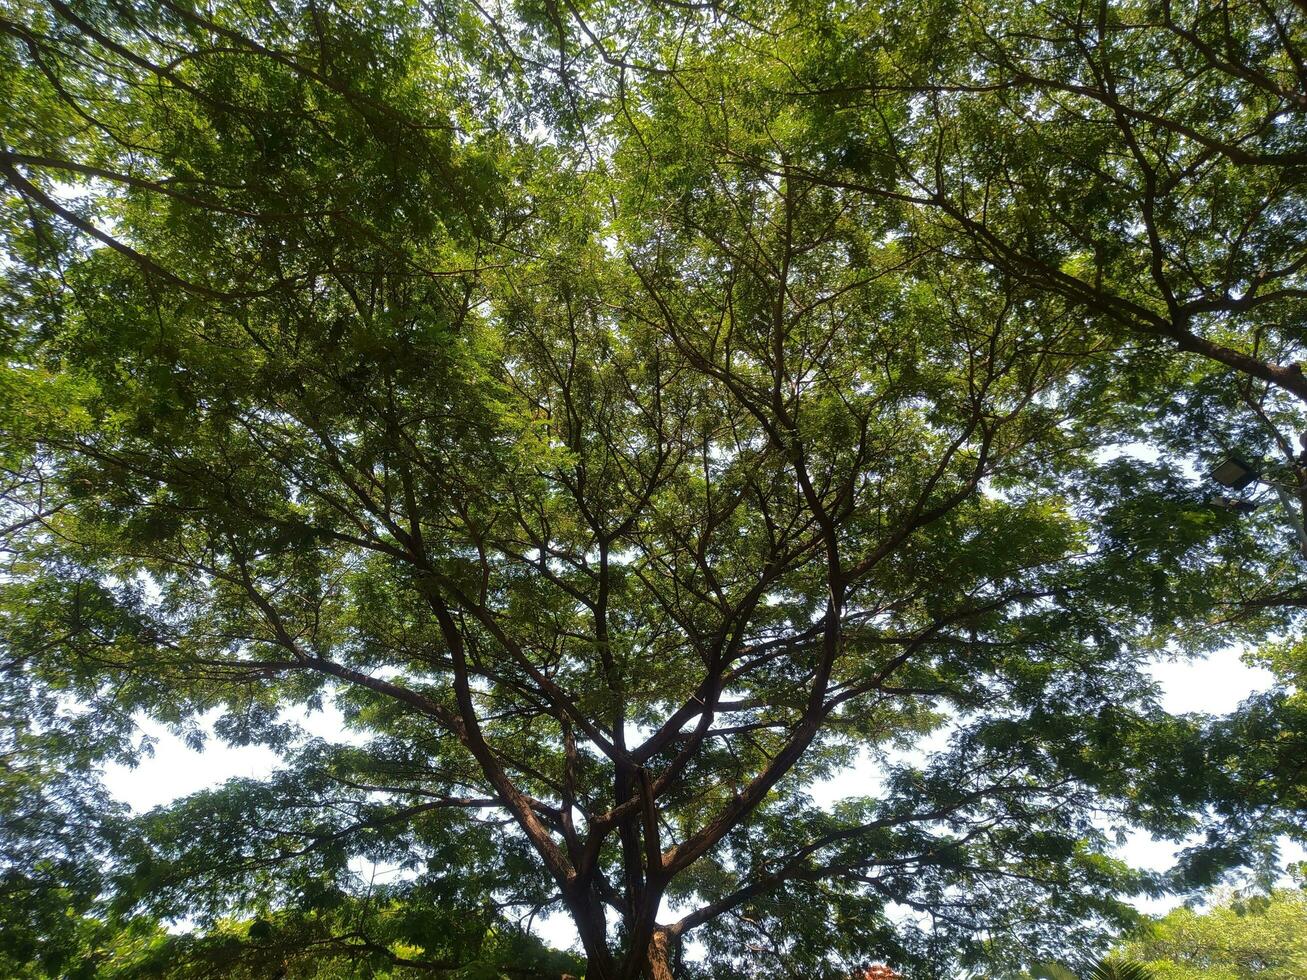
[2,0,1305,977]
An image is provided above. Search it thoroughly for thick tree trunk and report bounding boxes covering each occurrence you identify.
[644,930,675,980]
[581,928,675,980]
[567,889,618,980]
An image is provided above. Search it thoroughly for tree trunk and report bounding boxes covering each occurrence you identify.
[586,928,674,980]
[644,930,675,980]
[568,890,618,980]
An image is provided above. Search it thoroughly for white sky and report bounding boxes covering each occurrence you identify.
[102,645,1302,953]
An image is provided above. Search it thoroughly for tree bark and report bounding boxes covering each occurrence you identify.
[643,930,675,980]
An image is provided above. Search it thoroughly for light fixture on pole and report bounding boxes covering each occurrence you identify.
[1212,495,1258,514]
[1209,455,1260,491]
[1208,453,1307,557]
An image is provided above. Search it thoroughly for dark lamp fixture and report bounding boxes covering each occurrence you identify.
[1213,495,1258,514]
[1210,456,1260,491]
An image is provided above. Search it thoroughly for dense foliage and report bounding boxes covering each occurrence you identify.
[2,0,1306,977]
[1122,884,1307,980]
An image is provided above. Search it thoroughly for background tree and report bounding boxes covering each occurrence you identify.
[1119,882,1307,980]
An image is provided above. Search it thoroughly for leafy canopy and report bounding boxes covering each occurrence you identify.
[1,0,1306,977]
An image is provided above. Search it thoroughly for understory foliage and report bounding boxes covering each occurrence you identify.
[1,0,1305,977]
